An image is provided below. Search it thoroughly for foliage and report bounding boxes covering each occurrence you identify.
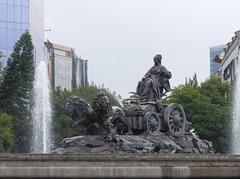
[0,50,4,84]
[123,92,140,105]
[0,31,34,152]
[185,73,198,87]
[0,51,3,59]
[167,76,232,153]
[0,113,14,152]
[52,83,121,144]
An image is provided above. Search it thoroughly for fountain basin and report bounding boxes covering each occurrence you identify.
[0,154,240,178]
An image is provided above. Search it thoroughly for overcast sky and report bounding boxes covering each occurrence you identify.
[45,0,240,98]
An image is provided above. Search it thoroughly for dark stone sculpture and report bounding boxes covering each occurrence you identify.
[53,133,213,154]
[137,54,172,102]
[54,54,213,154]
[66,92,131,135]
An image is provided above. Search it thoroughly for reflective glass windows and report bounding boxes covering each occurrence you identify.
[15,6,22,23]
[0,28,7,49]
[22,0,29,6]
[0,4,7,21]
[0,0,30,66]
[22,6,29,23]
[8,0,15,6]
[7,4,14,22]
[0,0,7,5]
[7,29,14,49]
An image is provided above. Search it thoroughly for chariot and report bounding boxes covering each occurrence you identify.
[111,100,187,137]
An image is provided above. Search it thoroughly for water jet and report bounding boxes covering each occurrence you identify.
[32,60,52,153]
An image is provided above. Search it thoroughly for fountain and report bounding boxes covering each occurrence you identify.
[32,60,52,153]
[232,59,240,154]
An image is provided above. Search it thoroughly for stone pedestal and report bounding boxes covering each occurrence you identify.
[52,134,213,154]
[0,154,240,178]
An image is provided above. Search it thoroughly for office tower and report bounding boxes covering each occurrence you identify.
[44,41,89,90]
[0,0,44,67]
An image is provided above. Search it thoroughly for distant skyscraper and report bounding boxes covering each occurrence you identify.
[79,58,88,87]
[0,0,44,66]
[44,41,89,90]
[51,43,73,90]
[210,45,226,76]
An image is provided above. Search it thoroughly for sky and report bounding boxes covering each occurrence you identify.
[45,0,240,98]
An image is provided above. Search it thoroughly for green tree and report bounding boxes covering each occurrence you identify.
[0,51,3,58]
[0,50,4,84]
[199,76,232,153]
[52,88,72,144]
[0,31,34,152]
[0,113,14,152]
[167,76,232,153]
[185,73,198,87]
[52,84,121,143]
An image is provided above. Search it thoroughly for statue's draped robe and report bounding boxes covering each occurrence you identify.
[137,64,172,102]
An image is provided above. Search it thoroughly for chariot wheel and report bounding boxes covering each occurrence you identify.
[111,116,132,135]
[164,103,186,137]
[144,112,161,134]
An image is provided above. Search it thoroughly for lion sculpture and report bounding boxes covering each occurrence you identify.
[66,92,131,135]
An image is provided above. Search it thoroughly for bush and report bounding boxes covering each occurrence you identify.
[0,113,14,152]
[167,76,232,153]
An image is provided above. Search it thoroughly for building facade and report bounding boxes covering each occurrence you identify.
[44,41,88,90]
[220,30,240,84]
[78,58,88,87]
[52,43,73,90]
[0,0,44,67]
[210,45,226,76]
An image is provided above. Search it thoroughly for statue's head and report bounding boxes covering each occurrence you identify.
[153,54,162,65]
[92,92,112,113]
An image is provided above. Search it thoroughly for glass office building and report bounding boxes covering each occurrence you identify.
[79,59,88,86]
[53,43,73,90]
[45,41,89,90]
[0,0,44,67]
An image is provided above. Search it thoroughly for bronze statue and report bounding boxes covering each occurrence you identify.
[66,92,131,135]
[56,54,214,155]
[66,55,188,137]
[137,54,172,102]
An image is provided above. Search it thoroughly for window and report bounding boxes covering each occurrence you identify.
[65,51,71,57]
[7,0,15,6]
[0,0,7,5]
[15,23,21,30]
[15,0,22,6]
[22,6,29,23]
[0,28,7,49]
[22,0,29,6]
[0,21,7,28]
[7,5,14,22]
[15,6,22,22]
[7,22,14,29]
[0,4,7,21]
[7,29,14,49]
[223,59,235,82]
